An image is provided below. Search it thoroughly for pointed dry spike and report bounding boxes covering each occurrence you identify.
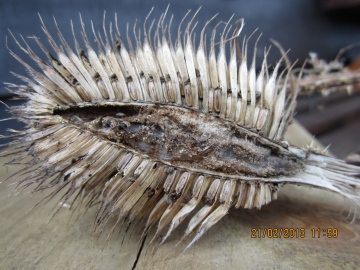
[144,193,168,227]
[263,60,282,110]
[87,22,116,100]
[276,65,300,140]
[235,181,248,208]
[77,150,125,197]
[41,136,97,171]
[184,39,199,108]
[38,15,63,55]
[175,9,191,47]
[113,162,162,214]
[193,175,208,199]
[264,184,272,205]
[151,172,193,244]
[183,12,200,109]
[105,50,130,101]
[268,86,286,139]
[175,39,188,97]
[135,43,153,96]
[257,47,271,108]
[196,14,217,113]
[217,21,232,118]
[44,135,103,167]
[12,33,81,104]
[51,18,96,101]
[253,183,265,209]
[47,142,113,191]
[6,47,66,104]
[126,166,168,220]
[245,34,262,127]
[208,22,221,91]
[244,104,252,125]
[10,73,57,105]
[143,196,168,234]
[244,183,256,209]
[228,45,238,120]
[161,176,208,243]
[107,154,139,193]
[80,20,115,100]
[131,162,167,202]
[184,179,236,251]
[180,179,222,241]
[181,204,215,245]
[31,127,80,156]
[65,144,121,189]
[161,35,181,105]
[31,36,74,83]
[142,39,164,102]
[30,136,70,163]
[155,34,173,104]
[68,22,103,101]
[238,53,248,124]
[102,153,134,197]
[51,138,109,174]
[181,178,221,238]
[115,33,141,101]
[23,124,65,143]
[106,39,130,102]
[117,35,143,102]
[261,63,283,135]
[256,58,266,107]
[183,203,229,252]
[102,154,142,202]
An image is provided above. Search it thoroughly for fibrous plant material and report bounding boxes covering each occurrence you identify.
[295,51,360,95]
[1,7,360,256]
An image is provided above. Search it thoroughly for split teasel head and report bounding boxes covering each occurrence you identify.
[1,6,360,255]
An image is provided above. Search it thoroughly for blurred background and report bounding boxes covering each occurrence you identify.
[1,0,360,158]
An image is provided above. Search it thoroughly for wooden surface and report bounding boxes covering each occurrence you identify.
[0,121,360,270]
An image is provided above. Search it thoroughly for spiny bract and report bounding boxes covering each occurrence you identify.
[2,8,360,252]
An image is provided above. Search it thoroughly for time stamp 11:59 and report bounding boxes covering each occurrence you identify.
[251,228,339,238]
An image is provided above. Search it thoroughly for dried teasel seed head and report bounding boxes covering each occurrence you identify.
[1,7,360,262]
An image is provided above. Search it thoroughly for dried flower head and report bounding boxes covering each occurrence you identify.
[1,7,360,260]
